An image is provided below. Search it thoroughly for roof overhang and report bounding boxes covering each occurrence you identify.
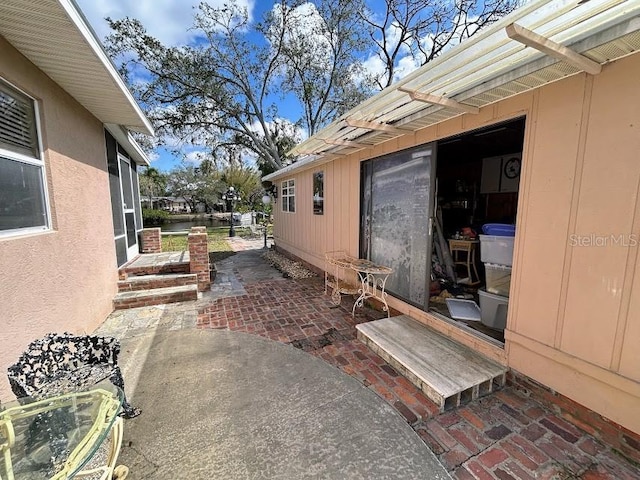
[105,124,151,167]
[265,0,640,181]
[0,0,154,137]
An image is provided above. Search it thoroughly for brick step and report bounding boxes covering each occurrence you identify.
[113,285,198,310]
[118,273,198,293]
[357,315,507,411]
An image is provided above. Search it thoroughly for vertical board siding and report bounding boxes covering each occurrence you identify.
[510,75,583,347]
[560,60,640,368]
[619,245,640,382]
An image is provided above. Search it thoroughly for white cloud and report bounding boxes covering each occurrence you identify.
[76,0,255,45]
[359,55,386,83]
[184,150,207,164]
[269,2,333,71]
[385,21,411,56]
[248,118,305,143]
[394,54,421,82]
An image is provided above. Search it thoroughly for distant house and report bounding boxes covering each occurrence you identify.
[0,0,153,399]
[142,196,193,213]
[265,0,640,453]
[164,197,193,214]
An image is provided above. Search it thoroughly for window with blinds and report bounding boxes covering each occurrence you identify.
[0,82,38,158]
[0,79,48,235]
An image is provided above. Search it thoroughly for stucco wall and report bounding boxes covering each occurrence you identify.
[0,37,118,400]
[271,52,640,434]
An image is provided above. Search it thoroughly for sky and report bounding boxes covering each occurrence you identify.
[75,0,268,171]
[73,0,478,172]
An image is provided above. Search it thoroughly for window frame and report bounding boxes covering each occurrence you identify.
[0,78,51,238]
[281,179,295,213]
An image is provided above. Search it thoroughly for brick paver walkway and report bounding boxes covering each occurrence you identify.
[197,242,639,479]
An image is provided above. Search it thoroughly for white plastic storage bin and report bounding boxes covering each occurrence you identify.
[479,234,515,266]
[484,263,512,297]
[478,289,509,330]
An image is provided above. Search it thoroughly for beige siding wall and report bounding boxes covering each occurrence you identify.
[0,38,118,400]
[273,158,362,286]
[507,53,640,434]
[271,51,640,434]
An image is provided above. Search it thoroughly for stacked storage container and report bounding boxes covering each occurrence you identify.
[478,224,515,330]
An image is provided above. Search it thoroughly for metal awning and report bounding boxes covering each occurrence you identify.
[0,0,154,137]
[265,0,640,181]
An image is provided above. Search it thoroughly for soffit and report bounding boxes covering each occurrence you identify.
[0,0,153,136]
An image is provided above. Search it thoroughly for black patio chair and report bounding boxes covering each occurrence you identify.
[7,332,141,419]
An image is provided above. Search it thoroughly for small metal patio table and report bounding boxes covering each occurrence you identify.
[325,251,394,317]
[0,382,128,480]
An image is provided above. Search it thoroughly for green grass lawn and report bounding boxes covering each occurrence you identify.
[161,227,234,255]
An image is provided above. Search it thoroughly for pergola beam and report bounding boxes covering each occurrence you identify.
[295,148,345,157]
[319,138,369,148]
[505,23,602,75]
[345,118,412,134]
[398,87,479,114]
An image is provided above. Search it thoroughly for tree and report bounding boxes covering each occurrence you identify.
[105,1,368,172]
[271,0,372,136]
[166,163,210,213]
[254,119,300,177]
[219,164,262,211]
[361,0,520,89]
[139,167,167,208]
[106,2,287,172]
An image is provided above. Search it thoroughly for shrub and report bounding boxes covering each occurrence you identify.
[142,208,170,225]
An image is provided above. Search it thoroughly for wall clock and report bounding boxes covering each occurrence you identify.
[504,156,521,179]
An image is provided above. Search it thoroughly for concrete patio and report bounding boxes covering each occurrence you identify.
[97,238,640,479]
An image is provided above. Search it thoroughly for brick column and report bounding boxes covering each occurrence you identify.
[188,227,210,292]
[141,228,162,253]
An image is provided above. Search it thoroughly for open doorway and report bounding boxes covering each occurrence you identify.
[429,117,525,344]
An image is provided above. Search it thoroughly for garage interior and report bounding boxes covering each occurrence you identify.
[429,117,526,344]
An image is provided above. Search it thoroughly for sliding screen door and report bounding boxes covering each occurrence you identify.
[361,143,436,308]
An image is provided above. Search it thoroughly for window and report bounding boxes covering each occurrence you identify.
[281,179,295,213]
[313,171,324,215]
[0,80,48,235]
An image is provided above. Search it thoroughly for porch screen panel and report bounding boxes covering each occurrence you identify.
[105,131,124,236]
[115,237,127,267]
[119,158,134,210]
[131,162,142,229]
[364,145,434,306]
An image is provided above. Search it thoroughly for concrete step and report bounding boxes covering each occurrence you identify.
[118,273,198,293]
[113,285,198,310]
[356,315,507,411]
[120,252,190,278]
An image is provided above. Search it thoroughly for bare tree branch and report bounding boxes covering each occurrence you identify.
[361,0,520,89]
